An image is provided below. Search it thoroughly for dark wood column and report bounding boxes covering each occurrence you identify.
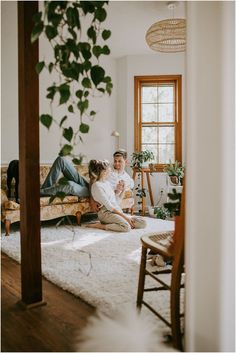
[18,1,44,307]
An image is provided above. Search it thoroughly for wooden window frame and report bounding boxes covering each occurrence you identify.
[134,75,182,172]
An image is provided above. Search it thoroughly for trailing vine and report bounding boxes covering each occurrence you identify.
[31,1,113,164]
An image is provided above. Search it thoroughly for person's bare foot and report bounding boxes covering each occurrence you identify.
[85,222,106,230]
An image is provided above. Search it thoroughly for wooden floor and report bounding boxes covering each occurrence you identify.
[1,252,96,352]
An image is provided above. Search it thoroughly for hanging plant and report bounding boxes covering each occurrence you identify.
[31,1,113,164]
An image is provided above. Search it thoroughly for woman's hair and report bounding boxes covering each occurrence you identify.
[88,159,110,181]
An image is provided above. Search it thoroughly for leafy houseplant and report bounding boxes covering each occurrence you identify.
[163,160,185,185]
[154,206,170,220]
[131,150,154,212]
[31,1,113,163]
[164,188,182,218]
[131,150,154,170]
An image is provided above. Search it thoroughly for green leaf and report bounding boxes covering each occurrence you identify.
[82,60,92,72]
[63,126,73,142]
[59,115,68,127]
[103,76,112,83]
[90,111,96,116]
[84,90,89,97]
[106,82,113,95]
[33,11,42,24]
[66,7,80,28]
[31,21,44,43]
[92,45,102,59]
[77,100,89,115]
[80,123,89,133]
[79,42,92,60]
[40,114,53,129]
[76,90,83,99]
[98,87,105,93]
[94,7,107,22]
[102,29,111,40]
[68,27,77,40]
[35,61,45,74]
[49,191,67,203]
[48,62,54,73]
[102,45,110,55]
[68,105,74,113]
[59,84,70,104]
[72,157,83,165]
[82,77,91,88]
[46,85,57,100]
[49,195,56,204]
[91,65,105,86]
[59,144,73,156]
[45,25,58,40]
[87,26,96,44]
[80,1,95,14]
[58,177,69,185]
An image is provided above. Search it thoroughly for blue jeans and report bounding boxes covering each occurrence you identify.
[40,157,89,197]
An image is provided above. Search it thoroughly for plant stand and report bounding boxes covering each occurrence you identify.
[132,167,155,215]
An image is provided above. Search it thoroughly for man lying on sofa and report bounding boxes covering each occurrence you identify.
[40,149,134,211]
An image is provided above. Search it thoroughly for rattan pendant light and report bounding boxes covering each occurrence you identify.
[146,2,186,53]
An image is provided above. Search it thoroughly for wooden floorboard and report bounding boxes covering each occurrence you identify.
[1,252,96,352]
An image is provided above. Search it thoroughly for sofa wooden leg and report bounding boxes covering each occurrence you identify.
[5,220,11,236]
[76,211,82,225]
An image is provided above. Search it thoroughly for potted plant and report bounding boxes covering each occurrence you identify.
[131,150,154,169]
[130,150,154,213]
[163,160,185,185]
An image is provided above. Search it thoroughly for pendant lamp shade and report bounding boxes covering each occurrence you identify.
[146,18,186,53]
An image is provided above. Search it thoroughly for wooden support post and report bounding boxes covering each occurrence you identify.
[18,2,44,307]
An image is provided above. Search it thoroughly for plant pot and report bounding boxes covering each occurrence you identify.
[169,176,179,185]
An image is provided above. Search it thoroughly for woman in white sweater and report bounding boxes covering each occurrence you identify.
[87,159,146,232]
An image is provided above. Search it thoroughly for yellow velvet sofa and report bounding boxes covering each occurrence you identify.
[1,164,134,235]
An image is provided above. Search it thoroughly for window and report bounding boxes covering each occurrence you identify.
[134,75,182,171]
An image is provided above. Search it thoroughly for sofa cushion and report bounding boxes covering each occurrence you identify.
[40,195,81,206]
[4,196,91,211]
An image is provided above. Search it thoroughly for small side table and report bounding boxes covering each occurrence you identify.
[132,167,155,215]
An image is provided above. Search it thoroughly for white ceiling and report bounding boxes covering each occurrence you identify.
[105,1,186,58]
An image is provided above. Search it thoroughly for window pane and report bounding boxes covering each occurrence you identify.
[142,127,157,143]
[158,86,174,103]
[159,144,175,164]
[142,104,157,122]
[158,103,174,122]
[142,86,157,103]
[159,126,175,143]
[142,126,174,144]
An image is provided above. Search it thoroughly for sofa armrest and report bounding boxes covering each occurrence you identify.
[1,189,8,205]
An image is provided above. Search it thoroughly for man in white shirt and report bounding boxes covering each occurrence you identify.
[107,149,134,194]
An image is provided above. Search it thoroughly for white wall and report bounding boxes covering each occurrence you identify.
[1,1,18,163]
[1,1,118,165]
[185,1,235,351]
[116,53,186,207]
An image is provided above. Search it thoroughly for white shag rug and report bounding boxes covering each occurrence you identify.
[1,218,174,320]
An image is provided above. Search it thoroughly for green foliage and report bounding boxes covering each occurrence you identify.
[163,160,185,182]
[131,150,154,170]
[164,188,182,217]
[49,191,67,204]
[32,1,112,160]
[154,206,170,220]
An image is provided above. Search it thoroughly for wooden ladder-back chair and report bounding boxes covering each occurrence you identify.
[137,184,185,351]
